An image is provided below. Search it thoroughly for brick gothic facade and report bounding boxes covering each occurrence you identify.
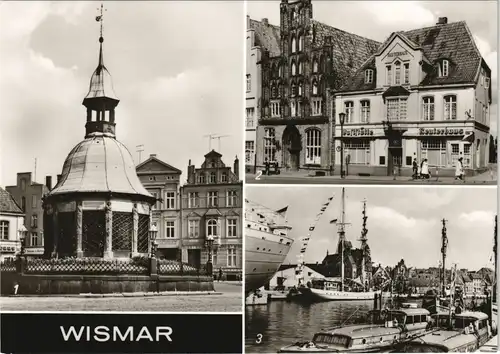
[254,0,380,171]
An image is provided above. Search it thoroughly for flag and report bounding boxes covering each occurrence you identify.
[328,196,334,201]
[309,226,315,232]
[96,15,102,21]
[320,207,327,212]
[276,206,288,214]
[330,219,338,224]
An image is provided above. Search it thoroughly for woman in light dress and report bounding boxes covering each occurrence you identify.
[455,157,464,180]
[420,159,430,179]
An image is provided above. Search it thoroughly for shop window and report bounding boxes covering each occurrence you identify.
[264,128,276,161]
[463,144,471,168]
[305,129,322,165]
[406,156,412,166]
[344,139,370,165]
[379,156,385,165]
[450,143,460,168]
[421,140,447,167]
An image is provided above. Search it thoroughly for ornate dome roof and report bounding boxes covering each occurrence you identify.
[49,133,152,199]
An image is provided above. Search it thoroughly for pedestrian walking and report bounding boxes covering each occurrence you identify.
[455,157,464,181]
[412,158,418,179]
[421,159,430,179]
[218,268,223,282]
[264,158,270,176]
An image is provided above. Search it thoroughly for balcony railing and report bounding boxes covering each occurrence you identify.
[180,196,242,209]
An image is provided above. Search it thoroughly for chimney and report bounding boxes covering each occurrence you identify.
[247,15,250,28]
[233,156,239,179]
[187,160,195,184]
[437,17,448,25]
[57,174,62,184]
[45,176,52,191]
[150,154,157,158]
[262,18,268,26]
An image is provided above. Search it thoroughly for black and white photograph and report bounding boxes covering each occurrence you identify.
[0,0,243,315]
[245,185,498,353]
[245,0,497,185]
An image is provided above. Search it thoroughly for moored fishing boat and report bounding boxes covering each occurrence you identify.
[278,307,431,353]
[393,311,492,352]
[299,278,378,301]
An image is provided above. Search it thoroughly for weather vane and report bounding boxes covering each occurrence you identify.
[95,2,107,39]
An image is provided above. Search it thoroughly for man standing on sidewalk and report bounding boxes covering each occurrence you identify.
[412,158,418,180]
[455,157,464,181]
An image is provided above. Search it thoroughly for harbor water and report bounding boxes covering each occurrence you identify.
[245,300,374,353]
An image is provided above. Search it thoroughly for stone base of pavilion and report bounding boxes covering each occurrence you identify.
[0,257,214,295]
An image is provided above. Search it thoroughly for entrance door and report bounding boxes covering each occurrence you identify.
[387,135,403,176]
[188,249,201,268]
[282,125,302,170]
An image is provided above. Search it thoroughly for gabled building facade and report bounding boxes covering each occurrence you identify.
[252,0,380,172]
[269,263,326,289]
[334,18,492,177]
[6,172,49,256]
[136,154,182,260]
[180,151,243,279]
[0,187,26,261]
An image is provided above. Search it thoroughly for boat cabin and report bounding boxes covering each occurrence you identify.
[310,308,430,350]
[430,311,489,332]
[310,277,364,292]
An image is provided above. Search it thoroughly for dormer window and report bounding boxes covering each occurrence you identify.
[394,61,401,85]
[438,60,449,77]
[365,69,374,84]
[386,65,392,85]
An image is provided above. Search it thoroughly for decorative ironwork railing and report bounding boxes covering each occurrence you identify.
[112,212,133,251]
[157,259,207,275]
[24,257,148,275]
[0,258,16,272]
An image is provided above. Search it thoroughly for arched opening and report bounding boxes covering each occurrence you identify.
[282,125,302,170]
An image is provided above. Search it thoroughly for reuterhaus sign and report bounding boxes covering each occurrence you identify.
[419,127,465,136]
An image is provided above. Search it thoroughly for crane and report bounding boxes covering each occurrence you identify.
[211,135,230,152]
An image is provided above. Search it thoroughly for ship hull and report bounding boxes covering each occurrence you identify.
[300,287,378,301]
[245,228,293,294]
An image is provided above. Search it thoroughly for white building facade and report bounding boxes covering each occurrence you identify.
[0,188,26,261]
[333,18,492,177]
[269,264,325,289]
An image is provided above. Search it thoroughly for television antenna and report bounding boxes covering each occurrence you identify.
[203,134,217,151]
[136,145,144,164]
[211,135,230,152]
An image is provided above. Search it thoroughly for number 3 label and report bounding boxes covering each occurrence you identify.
[255,171,263,180]
[256,333,263,344]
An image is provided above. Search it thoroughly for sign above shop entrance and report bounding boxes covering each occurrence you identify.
[342,128,374,137]
[419,127,465,136]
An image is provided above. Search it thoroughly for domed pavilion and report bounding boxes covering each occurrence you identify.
[43,30,156,259]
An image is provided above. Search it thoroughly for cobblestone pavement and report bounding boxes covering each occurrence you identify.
[0,282,242,312]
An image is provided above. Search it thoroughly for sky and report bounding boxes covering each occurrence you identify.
[247,186,497,271]
[248,0,498,136]
[0,1,244,187]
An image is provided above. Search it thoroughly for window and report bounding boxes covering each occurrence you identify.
[188,192,199,208]
[313,59,318,73]
[404,63,410,84]
[386,98,407,121]
[221,172,228,183]
[165,221,175,238]
[485,77,490,89]
[291,100,297,117]
[0,220,9,240]
[227,190,237,207]
[450,143,460,168]
[299,35,304,51]
[31,214,38,228]
[197,174,206,184]
[149,176,156,181]
[360,101,370,123]
[394,61,401,85]
[209,172,216,184]
[246,74,251,92]
[444,95,457,120]
[208,191,218,207]
[421,140,447,167]
[344,139,370,164]
[21,179,26,191]
[291,61,296,76]
[227,247,237,267]
[305,129,321,165]
[30,232,38,246]
[264,128,276,161]
[227,219,237,237]
[312,80,318,95]
[291,83,298,97]
[188,220,199,238]
[279,65,283,78]
[365,69,374,84]
[245,141,255,163]
[207,219,219,237]
[246,108,255,128]
[439,60,449,77]
[165,192,175,209]
[386,65,392,85]
[291,36,296,53]
[422,97,435,121]
[298,82,303,96]
[270,101,280,117]
[31,195,37,208]
[345,101,354,123]
[21,197,26,212]
[299,61,304,75]
[271,85,278,98]
[311,98,322,116]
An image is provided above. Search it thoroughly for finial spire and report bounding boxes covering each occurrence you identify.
[96,2,106,41]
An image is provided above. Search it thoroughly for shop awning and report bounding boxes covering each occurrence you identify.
[462,131,475,142]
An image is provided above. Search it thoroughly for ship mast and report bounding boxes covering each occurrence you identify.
[360,200,368,291]
[441,218,448,297]
[494,215,497,303]
[338,188,347,292]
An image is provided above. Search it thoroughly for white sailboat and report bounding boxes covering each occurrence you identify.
[300,188,378,301]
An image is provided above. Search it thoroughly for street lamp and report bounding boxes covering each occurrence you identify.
[18,225,27,257]
[149,224,158,258]
[206,234,214,276]
[339,112,346,178]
